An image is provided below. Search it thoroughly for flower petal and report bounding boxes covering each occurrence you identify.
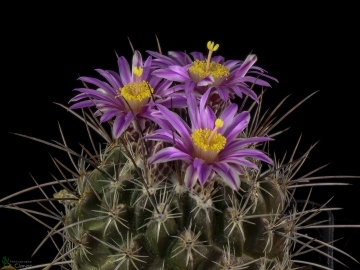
[148,147,192,164]
[100,109,119,123]
[218,104,238,131]
[232,149,273,164]
[217,87,229,101]
[152,68,190,82]
[240,76,272,87]
[156,104,192,147]
[142,129,178,144]
[78,77,115,96]
[197,75,214,86]
[69,100,96,109]
[234,54,257,78]
[221,137,273,157]
[199,88,211,112]
[112,112,133,138]
[184,164,199,189]
[168,51,193,65]
[146,50,176,67]
[195,159,213,185]
[222,112,250,141]
[106,70,123,88]
[95,69,121,92]
[220,156,259,170]
[73,88,116,104]
[168,65,192,79]
[132,50,143,69]
[201,106,216,130]
[211,55,224,64]
[188,94,200,130]
[117,56,131,85]
[156,94,188,108]
[190,51,205,61]
[213,163,240,190]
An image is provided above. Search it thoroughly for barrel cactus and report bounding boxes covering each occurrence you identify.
[2,40,359,270]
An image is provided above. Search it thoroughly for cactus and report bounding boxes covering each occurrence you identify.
[2,39,360,270]
[2,257,9,267]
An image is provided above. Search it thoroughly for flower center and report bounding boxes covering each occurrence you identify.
[115,67,154,112]
[188,60,230,81]
[191,119,226,162]
[188,41,229,84]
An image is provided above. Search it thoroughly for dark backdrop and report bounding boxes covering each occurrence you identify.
[2,4,359,269]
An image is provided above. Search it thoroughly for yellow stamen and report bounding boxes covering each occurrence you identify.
[188,60,229,83]
[132,67,143,95]
[191,119,226,163]
[115,81,153,112]
[207,119,224,144]
[191,128,226,152]
[133,66,143,77]
[206,41,219,71]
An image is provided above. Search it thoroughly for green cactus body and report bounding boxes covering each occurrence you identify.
[52,139,300,270]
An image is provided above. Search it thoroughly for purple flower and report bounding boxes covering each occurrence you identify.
[147,41,278,103]
[69,51,187,138]
[144,90,273,190]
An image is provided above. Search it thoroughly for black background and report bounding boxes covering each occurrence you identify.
[2,3,359,269]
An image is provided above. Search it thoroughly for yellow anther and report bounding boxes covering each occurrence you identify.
[117,81,153,101]
[191,128,226,153]
[115,81,153,113]
[189,60,230,82]
[133,66,143,77]
[215,119,224,128]
[207,41,219,52]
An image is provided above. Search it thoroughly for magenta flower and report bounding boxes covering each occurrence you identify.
[144,90,273,190]
[69,51,187,138]
[147,41,277,103]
